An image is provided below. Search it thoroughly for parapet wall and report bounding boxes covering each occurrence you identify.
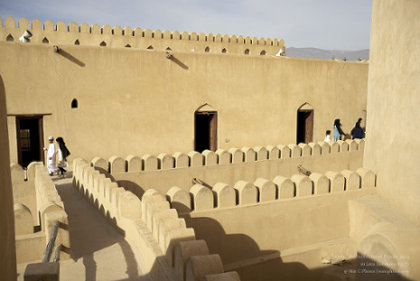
[10,162,39,226]
[183,168,377,273]
[77,154,377,280]
[0,16,283,56]
[10,162,69,263]
[94,139,364,195]
[95,140,363,173]
[166,168,376,213]
[72,158,240,281]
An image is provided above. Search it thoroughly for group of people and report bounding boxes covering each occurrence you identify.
[324,118,364,142]
[44,136,71,176]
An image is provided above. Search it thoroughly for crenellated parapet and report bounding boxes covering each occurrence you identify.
[166,168,376,213]
[10,162,70,263]
[91,139,365,174]
[0,16,284,56]
[72,158,240,281]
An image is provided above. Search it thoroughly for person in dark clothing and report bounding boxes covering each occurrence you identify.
[56,137,70,176]
[333,119,346,141]
[351,118,364,139]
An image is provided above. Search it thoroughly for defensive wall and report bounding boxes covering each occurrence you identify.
[74,146,377,281]
[0,74,16,281]
[72,158,241,281]
[183,169,376,281]
[10,162,70,264]
[357,1,420,280]
[0,17,283,56]
[92,139,364,195]
[365,0,420,226]
[0,17,368,163]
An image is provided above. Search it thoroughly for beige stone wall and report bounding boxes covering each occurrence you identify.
[109,140,364,195]
[11,162,70,263]
[0,17,283,56]
[0,75,17,280]
[72,158,240,281]
[186,186,376,264]
[0,34,367,162]
[10,162,40,225]
[364,0,420,225]
[174,168,376,281]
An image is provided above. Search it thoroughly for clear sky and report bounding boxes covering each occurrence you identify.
[0,0,372,50]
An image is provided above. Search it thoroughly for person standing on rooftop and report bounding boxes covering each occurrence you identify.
[44,136,57,176]
[333,119,345,142]
[351,118,364,139]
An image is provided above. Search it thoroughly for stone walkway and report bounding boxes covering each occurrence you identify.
[18,175,152,281]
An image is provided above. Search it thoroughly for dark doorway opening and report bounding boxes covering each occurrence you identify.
[296,110,314,144]
[16,116,44,167]
[195,112,217,152]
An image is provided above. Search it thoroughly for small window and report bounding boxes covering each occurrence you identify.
[147,45,154,50]
[222,48,227,54]
[244,49,250,55]
[74,39,80,45]
[170,34,173,39]
[125,44,131,48]
[42,37,49,44]
[166,47,172,51]
[71,99,78,109]
[6,34,14,41]
[205,46,210,53]
[100,41,107,47]
[260,50,266,56]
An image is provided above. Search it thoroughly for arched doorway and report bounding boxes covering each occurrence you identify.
[296,103,314,144]
[194,104,217,152]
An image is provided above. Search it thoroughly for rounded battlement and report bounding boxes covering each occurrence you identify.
[0,16,284,56]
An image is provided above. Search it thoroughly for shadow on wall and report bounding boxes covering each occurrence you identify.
[117,180,147,200]
[167,53,189,70]
[55,47,86,67]
[69,163,411,281]
[181,215,412,281]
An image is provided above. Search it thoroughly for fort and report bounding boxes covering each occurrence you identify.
[0,0,420,280]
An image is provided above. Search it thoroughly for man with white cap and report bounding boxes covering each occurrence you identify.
[44,136,57,176]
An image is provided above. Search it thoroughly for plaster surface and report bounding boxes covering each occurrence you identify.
[17,177,151,281]
[364,0,420,226]
[0,75,17,280]
[0,40,367,162]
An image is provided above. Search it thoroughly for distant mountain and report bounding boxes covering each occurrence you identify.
[286,47,369,61]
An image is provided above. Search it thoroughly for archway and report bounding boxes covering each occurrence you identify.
[194,104,217,152]
[296,103,314,144]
